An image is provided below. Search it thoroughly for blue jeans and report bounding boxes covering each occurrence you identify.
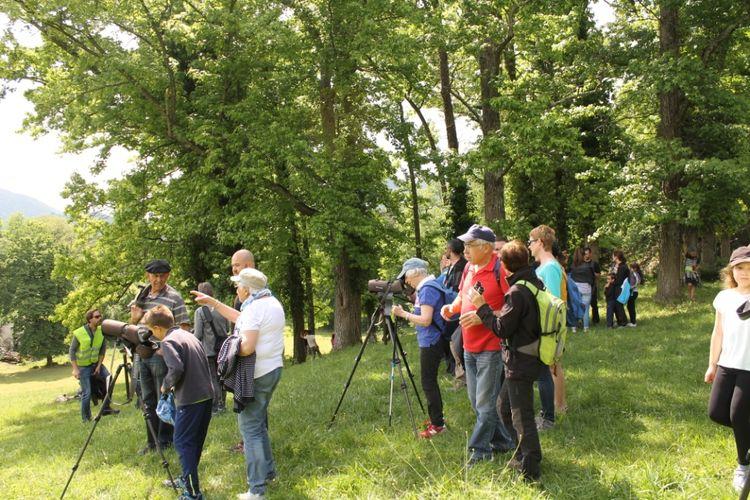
[464,351,514,459]
[238,367,282,495]
[138,355,174,447]
[79,364,109,421]
[537,367,555,422]
[580,291,592,329]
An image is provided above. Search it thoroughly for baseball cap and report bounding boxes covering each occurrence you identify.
[397,258,429,280]
[457,224,496,244]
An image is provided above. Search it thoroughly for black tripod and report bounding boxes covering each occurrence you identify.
[61,354,178,499]
[108,343,133,406]
[328,283,425,437]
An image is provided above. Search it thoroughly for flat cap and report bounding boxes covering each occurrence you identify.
[144,259,171,273]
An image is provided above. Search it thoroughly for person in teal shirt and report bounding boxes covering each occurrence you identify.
[528,225,566,431]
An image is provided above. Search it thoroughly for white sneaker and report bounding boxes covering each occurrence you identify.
[237,493,265,500]
[583,328,590,333]
[571,327,577,333]
[626,323,637,328]
[733,464,749,492]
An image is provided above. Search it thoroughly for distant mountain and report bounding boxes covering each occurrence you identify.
[0,189,62,219]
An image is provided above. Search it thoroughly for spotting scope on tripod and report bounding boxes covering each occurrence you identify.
[61,319,178,499]
[328,279,425,437]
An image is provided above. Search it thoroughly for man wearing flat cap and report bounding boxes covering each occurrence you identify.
[441,224,515,463]
[130,258,191,455]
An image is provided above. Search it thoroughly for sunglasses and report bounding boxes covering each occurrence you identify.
[527,238,538,246]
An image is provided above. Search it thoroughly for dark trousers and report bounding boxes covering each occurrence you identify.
[590,286,600,324]
[138,355,174,447]
[174,399,213,496]
[499,376,542,478]
[606,299,627,327]
[708,366,750,465]
[627,291,638,325]
[442,319,459,374]
[420,342,444,427]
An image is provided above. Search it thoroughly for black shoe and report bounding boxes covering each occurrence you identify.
[101,408,120,416]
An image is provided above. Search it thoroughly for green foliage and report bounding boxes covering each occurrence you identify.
[0,214,71,362]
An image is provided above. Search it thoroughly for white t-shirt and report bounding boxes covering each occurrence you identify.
[236,296,286,379]
[713,288,750,371]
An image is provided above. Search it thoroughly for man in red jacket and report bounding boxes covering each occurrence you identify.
[442,224,515,464]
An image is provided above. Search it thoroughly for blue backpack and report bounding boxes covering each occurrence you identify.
[565,273,586,327]
[421,279,459,336]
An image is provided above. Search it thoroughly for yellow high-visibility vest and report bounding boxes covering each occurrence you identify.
[72,325,103,367]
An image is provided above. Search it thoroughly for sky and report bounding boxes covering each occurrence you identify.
[0,3,616,213]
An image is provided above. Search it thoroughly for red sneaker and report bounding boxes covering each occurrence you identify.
[419,424,447,439]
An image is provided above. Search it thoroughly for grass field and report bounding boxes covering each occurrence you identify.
[0,282,740,499]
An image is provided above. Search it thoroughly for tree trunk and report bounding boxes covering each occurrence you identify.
[439,47,472,237]
[655,1,686,302]
[46,354,53,367]
[684,228,698,252]
[333,249,361,348]
[479,40,505,225]
[301,222,316,337]
[701,230,718,279]
[287,218,308,364]
[399,103,422,258]
[656,221,683,301]
[721,236,731,260]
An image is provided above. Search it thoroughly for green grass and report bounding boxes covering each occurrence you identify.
[0,283,739,499]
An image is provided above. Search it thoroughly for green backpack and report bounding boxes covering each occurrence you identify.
[515,280,567,365]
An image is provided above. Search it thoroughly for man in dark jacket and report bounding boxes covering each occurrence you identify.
[469,239,545,481]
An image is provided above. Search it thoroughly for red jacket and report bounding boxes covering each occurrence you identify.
[459,254,509,352]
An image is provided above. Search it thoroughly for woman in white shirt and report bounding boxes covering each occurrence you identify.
[706,245,750,493]
[230,268,285,500]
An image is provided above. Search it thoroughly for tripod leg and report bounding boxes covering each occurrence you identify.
[389,318,426,414]
[327,308,380,429]
[143,405,178,492]
[388,340,396,427]
[61,363,125,499]
[385,319,418,437]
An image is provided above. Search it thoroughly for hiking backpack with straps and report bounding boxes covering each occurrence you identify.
[564,272,586,327]
[515,280,567,365]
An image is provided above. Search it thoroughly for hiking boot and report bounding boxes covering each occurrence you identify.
[101,407,120,416]
[733,464,749,492]
[535,416,554,431]
[419,424,447,439]
[467,453,493,468]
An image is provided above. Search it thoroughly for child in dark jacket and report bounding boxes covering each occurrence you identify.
[145,305,213,500]
[604,272,618,328]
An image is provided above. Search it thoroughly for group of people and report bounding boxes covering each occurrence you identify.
[69,249,282,500]
[393,224,577,480]
[66,232,749,494]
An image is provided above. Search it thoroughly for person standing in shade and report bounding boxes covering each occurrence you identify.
[130,259,190,454]
[570,248,596,333]
[706,245,750,492]
[583,247,602,325]
[70,309,118,422]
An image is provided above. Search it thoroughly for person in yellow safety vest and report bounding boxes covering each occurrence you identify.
[69,309,118,422]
